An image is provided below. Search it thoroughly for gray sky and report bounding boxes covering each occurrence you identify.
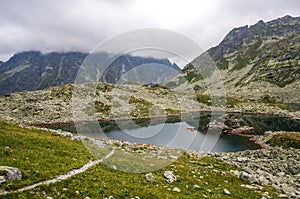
[0,0,299,62]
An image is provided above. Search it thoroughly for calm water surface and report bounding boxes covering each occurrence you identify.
[42,113,300,152]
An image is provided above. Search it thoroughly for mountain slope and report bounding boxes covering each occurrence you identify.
[181,15,300,103]
[0,51,180,96]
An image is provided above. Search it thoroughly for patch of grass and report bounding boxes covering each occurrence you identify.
[196,94,240,108]
[5,152,281,199]
[50,84,73,99]
[0,170,8,176]
[0,121,93,191]
[226,96,242,108]
[129,96,153,117]
[231,56,250,71]
[266,132,300,149]
[83,101,111,117]
[165,108,181,115]
[196,94,212,106]
[270,103,290,111]
[96,83,115,93]
[216,58,229,70]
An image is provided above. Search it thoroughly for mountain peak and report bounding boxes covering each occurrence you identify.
[205,15,300,61]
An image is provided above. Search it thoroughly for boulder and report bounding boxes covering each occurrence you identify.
[0,166,22,182]
[163,171,177,184]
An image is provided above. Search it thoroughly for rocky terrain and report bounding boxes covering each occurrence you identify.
[217,147,300,198]
[0,82,299,125]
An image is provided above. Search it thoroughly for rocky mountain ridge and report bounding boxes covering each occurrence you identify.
[179,15,300,103]
[0,51,180,96]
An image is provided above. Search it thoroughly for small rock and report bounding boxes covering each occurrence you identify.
[258,175,268,185]
[0,176,6,184]
[230,170,240,177]
[163,171,177,184]
[46,197,53,199]
[145,173,155,182]
[278,194,288,198]
[172,187,180,192]
[223,188,231,195]
[193,184,200,189]
[84,197,91,199]
[240,171,255,182]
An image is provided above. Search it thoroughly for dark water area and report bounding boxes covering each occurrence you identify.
[40,113,300,152]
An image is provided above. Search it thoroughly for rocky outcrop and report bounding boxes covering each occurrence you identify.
[0,166,22,184]
[206,114,255,135]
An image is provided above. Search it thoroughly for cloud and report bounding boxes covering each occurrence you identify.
[0,0,299,61]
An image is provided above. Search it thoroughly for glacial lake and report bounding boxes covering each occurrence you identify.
[41,113,300,152]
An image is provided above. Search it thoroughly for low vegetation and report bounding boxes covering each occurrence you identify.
[129,96,153,117]
[0,122,93,191]
[266,132,300,149]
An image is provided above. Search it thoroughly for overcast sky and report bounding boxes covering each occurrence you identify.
[0,0,299,62]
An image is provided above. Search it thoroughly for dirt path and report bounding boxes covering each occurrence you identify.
[0,150,115,195]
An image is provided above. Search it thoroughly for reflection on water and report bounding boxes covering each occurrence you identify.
[104,122,260,152]
[39,113,300,152]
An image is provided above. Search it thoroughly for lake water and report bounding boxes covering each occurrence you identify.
[104,122,260,152]
[41,113,300,152]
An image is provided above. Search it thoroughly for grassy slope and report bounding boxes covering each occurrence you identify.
[0,122,93,191]
[0,122,280,198]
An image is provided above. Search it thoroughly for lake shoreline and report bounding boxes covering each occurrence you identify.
[27,109,300,127]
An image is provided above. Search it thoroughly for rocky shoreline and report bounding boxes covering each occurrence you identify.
[24,110,300,127]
